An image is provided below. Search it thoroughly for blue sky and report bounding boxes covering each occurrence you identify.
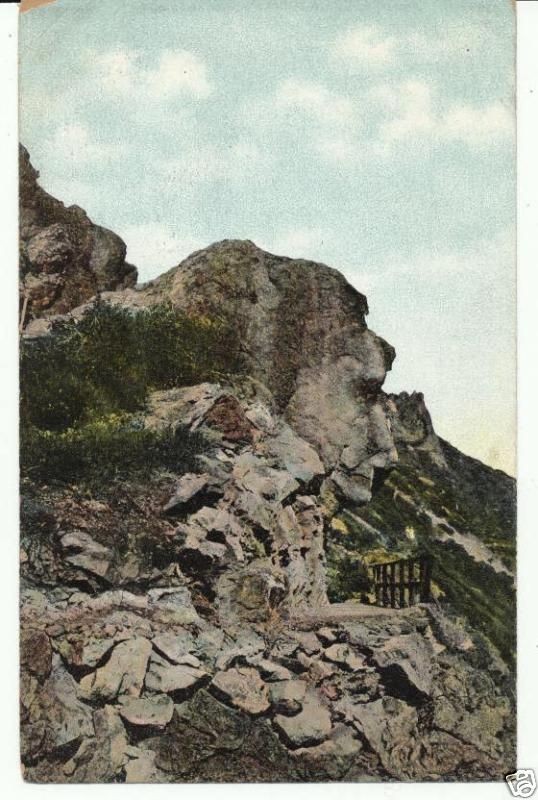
[20,0,516,473]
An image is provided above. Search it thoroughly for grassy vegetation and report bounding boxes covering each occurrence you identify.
[326,541,371,603]
[21,302,242,431]
[20,415,207,485]
[329,451,516,667]
[20,302,242,484]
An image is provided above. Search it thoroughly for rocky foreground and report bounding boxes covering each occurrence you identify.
[20,148,516,782]
[21,592,512,782]
[20,381,515,783]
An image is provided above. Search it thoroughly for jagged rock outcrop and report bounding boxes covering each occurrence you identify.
[19,155,516,783]
[21,381,328,613]
[387,391,447,468]
[20,377,516,782]
[19,145,137,321]
[80,238,398,509]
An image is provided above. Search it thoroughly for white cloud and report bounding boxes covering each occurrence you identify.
[46,123,123,166]
[332,25,397,68]
[374,80,435,144]
[275,79,357,127]
[332,21,499,71]
[377,226,514,284]
[97,50,137,95]
[145,51,212,99]
[246,73,511,171]
[371,80,513,149]
[158,140,270,184]
[314,135,362,164]
[95,48,212,102]
[241,79,361,165]
[441,102,513,146]
[119,224,204,282]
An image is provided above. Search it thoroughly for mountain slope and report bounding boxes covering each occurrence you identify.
[327,392,516,665]
[19,147,516,782]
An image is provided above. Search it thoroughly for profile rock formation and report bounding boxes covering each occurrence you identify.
[20,149,516,782]
[105,238,400,510]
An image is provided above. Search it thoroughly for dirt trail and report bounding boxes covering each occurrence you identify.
[289,601,429,627]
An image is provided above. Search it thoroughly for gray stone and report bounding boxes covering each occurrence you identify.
[91,705,129,775]
[246,657,293,682]
[124,747,163,783]
[211,667,270,715]
[233,452,300,502]
[262,424,324,484]
[269,679,307,715]
[118,695,174,728]
[273,690,332,748]
[163,472,211,511]
[60,530,112,578]
[23,655,94,757]
[293,724,363,780]
[145,654,208,695]
[79,638,152,701]
[144,383,224,432]
[244,402,276,434]
[344,696,419,778]
[78,638,125,668]
[147,587,200,625]
[60,705,129,782]
[216,565,287,624]
[308,658,337,684]
[194,626,226,664]
[289,630,322,655]
[316,627,337,646]
[232,488,275,532]
[372,633,433,697]
[152,630,196,664]
[19,146,136,322]
[324,643,365,671]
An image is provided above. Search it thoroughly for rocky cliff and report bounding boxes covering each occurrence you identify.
[19,145,137,321]
[19,149,516,783]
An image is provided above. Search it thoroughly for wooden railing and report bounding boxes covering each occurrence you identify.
[369,555,432,608]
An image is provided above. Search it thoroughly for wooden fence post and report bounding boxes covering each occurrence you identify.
[420,556,432,602]
[381,564,388,606]
[375,565,382,605]
[408,560,416,605]
[389,562,396,608]
[369,556,434,608]
[398,560,406,607]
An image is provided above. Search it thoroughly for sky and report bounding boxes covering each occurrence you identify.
[19,0,516,475]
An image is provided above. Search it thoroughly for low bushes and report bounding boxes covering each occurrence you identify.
[20,415,207,485]
[20,302,241,484]
[20,301,242,431]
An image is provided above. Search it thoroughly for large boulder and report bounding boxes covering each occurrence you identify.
[103,239,398,506]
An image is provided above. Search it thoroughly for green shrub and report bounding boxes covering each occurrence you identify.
[20,415,207,485]
[326,543,371,603]
[20,302,243,432]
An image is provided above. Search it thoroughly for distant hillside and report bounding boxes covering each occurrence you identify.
[327,391,516,665]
